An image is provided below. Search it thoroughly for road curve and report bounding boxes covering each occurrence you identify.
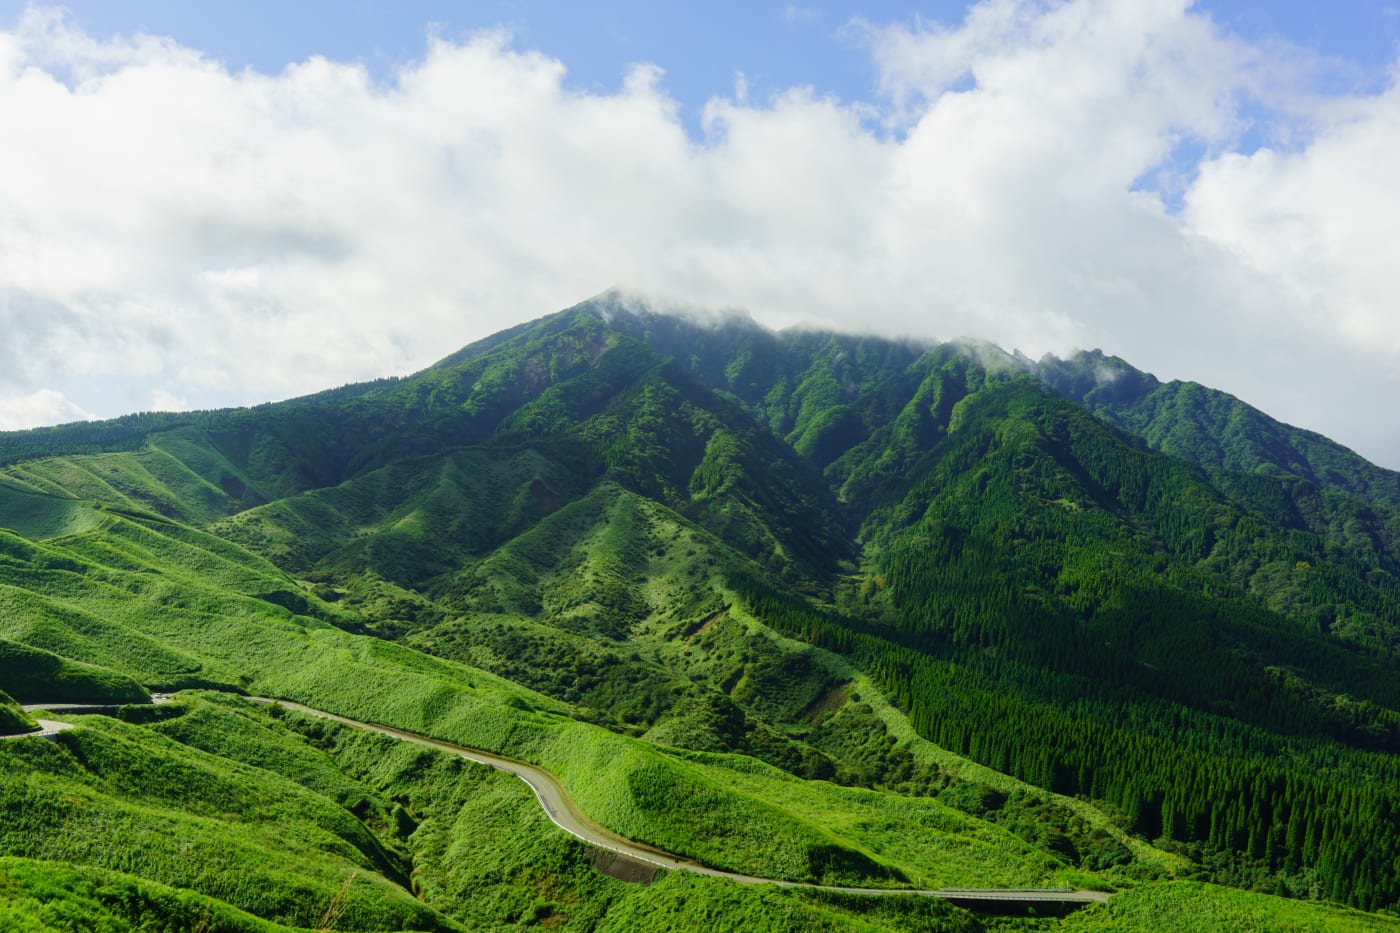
[251,696,1110,906]
[0,718,73,740]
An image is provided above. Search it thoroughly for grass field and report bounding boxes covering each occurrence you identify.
[0,689,37,735]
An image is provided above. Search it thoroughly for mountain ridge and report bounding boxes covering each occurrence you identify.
[1036,347,1400,513]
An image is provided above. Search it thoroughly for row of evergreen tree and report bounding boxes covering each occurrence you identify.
[739,580,1400,911]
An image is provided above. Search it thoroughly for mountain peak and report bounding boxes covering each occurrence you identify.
[568,288,763,334]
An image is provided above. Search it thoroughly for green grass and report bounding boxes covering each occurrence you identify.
[0,479,102,540]
[0,857,308,933]
[590,873,982,932]
[0,689,37,735]
[291,697,1400,931]
[1043,881,1400,932]
[0,637,149,704]
[148,693,383,806]
[0,691,1032,933]
[659,744,1075,887]
[298,711,630,930]
[0,699,460,931]
[0,426,266,526]
[213,446,581,589]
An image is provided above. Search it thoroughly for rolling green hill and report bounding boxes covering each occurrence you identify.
[0,689,36,735]
[4,294,1400,929]
[0,477,103,539]
[0,638,150,705]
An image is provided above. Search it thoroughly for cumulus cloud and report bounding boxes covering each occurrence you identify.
[149,389,191,413]
[0,389,96,430]
[1,3,1399,464]
[783,6,824,26]
[1186,82,1400,351]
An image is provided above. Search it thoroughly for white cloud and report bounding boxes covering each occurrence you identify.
[1186,82,1400,351]
[1,3,1400,465]
[783,6,823,26]
[0,389,97,430]
[149,389,190,413]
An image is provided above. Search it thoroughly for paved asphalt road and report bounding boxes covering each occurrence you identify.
[0,718,73,740]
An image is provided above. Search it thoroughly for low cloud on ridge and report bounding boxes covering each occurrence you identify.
[2,2,1400,465]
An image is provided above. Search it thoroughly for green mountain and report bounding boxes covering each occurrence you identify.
[1038,348,1400,511]
[3,293,1400,930]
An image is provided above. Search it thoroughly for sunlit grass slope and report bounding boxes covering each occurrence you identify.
[0,637,149,704]
[0,688,37,735]
[214,446,582,588]
[0,426,268,526]
[3,692,1397,932]
[0,702,457,931]
[0,492,1116,891]
[1056,881,1400,933]
[0,857,307,933]
[0,477,102,539]
[161,695,998,932]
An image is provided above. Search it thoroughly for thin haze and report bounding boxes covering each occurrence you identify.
[2,2,1400,468]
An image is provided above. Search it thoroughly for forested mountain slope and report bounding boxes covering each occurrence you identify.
[1038,348,1400,514]
[4,293,1400,929]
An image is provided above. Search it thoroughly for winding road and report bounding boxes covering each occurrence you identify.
[0,718,73,740]
[250,697,1111,908]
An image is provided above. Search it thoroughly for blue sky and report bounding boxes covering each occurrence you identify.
[5,2,1397,124]
[2,1,1400,467]
[0,2,939,114]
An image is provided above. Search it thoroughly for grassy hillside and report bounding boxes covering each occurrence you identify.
[0,689,37,735]
[0,427,271,526]
[214,446,584,590]
[1054,882,1400,933]
[0,638,149,705]
[0,478,103,540]
[0,709,452,930]
[0,858,311,933]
